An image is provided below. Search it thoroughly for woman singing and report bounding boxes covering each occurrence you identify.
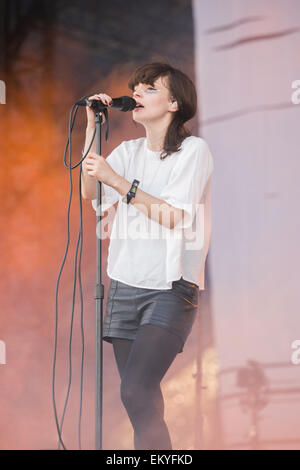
[81,62,214,450]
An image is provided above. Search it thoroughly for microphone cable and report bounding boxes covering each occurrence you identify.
[52,95,100,450]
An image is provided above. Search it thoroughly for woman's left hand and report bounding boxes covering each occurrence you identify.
[84,152,120,187]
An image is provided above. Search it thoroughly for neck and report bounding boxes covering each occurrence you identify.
[144,115,172,152]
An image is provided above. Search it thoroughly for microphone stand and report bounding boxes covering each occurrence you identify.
[94,110,104,450]
[84,97,130,449]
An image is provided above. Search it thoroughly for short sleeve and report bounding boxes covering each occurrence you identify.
[160,139,214,230]
[91,142,126,213]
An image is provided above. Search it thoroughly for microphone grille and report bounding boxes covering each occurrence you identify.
[121,96,136,112]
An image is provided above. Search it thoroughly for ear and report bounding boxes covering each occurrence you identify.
[170,97,178,111]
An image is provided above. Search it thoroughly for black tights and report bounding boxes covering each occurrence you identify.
[111,323,182,450]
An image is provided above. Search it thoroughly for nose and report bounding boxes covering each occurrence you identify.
[133,90,141,98]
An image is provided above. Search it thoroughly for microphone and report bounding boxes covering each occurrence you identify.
[76,95,136,112]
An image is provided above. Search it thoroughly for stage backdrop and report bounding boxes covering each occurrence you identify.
[193,0,300,449]
[0,0,299,450]
[0,0,204,450]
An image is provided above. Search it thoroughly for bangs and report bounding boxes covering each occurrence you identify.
[128,63,172,91]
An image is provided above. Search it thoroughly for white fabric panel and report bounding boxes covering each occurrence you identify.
[193,0,300,447]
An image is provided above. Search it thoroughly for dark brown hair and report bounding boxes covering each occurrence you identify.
[128,62,197,160]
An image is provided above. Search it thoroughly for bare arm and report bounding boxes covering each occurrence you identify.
[81,92,112,200]
[112,175,184,230]
[81,125,101,200]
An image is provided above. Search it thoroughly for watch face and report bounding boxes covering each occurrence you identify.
[131,182,139,195]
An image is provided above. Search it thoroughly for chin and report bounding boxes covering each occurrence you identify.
[132,115,145,123]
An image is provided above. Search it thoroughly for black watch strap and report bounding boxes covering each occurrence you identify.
[122,179,140,204]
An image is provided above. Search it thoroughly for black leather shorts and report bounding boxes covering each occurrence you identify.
[103,276,199,353]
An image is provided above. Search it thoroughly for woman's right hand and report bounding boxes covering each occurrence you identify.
[86,93,113,127]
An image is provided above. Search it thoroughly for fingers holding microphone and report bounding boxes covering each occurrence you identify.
[86,93,113,125]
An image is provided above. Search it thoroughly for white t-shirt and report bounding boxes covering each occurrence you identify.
[91,136,214,290]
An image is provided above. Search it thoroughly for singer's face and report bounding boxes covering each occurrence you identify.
[131,76,175,123]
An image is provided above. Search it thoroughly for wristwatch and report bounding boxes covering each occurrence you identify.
[122,179,140,204]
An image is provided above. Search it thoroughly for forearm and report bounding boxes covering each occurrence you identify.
[112,176,183,230]
[81,126,104,200]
